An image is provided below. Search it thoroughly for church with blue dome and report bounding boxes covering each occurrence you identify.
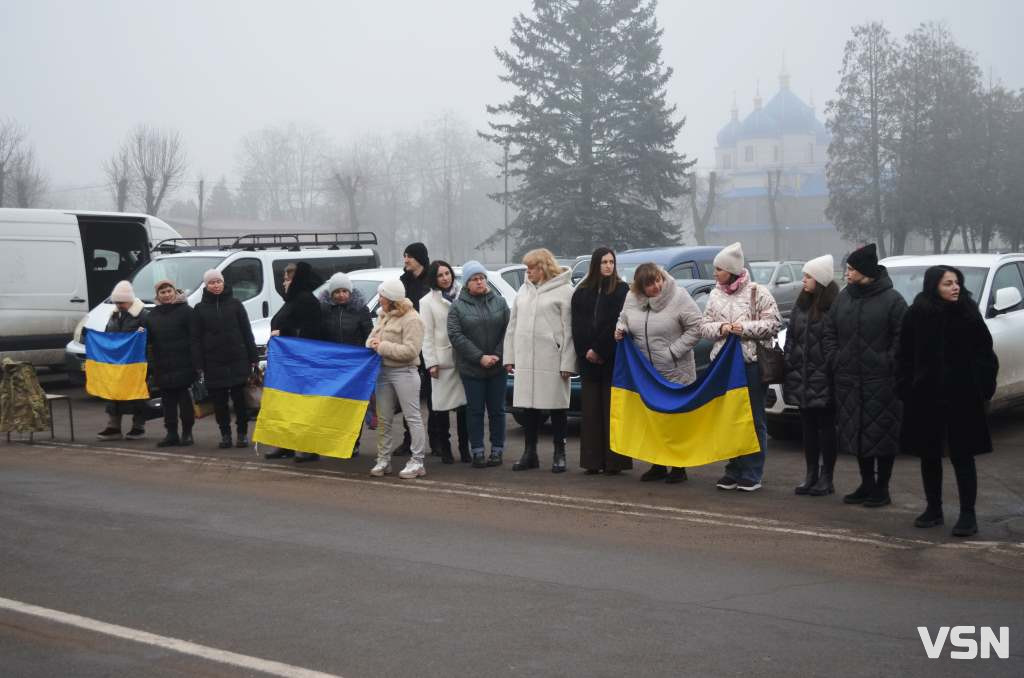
[707,67,847,261]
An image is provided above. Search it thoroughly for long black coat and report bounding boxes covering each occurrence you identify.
[783,302,832,409]
[319,288,373,346]
[191,286,257,389]
[570,281,628,381]
[897,297,997,460]
[271,262,322,339]
[401,269,431,312]
[823,270,908,458]
[145,300,195,389]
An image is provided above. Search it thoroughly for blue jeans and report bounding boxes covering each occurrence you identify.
[725,361,768,483]
[462,373,506,452]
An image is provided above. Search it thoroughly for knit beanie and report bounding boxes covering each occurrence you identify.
[154,279,176,294]
[328,272,353,294]
[802,255,834,287]
[404,242,429,270]
[203,269,225,285]
[378,278,406,302]
[847,244,881,278]
[110,280,135,303]
[461,260,487,284]
[713,242,745,276]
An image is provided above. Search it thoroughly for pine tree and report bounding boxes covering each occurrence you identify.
[483,0,691,255]
[206,176,235,220]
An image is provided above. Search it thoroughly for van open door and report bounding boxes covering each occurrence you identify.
[77,215,151,307]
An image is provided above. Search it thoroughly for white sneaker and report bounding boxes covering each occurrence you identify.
[370,461,392,477]
[398,461,426,479]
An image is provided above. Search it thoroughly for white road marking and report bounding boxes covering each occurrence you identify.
[0,595,342,678]
[9,441,1024,555]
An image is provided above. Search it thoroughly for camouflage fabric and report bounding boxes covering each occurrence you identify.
[0,358,51,433]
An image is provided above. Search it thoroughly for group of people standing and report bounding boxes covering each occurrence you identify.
[95,237,998,537]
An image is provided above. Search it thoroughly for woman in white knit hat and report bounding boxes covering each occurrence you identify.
[699,242,782,491]
[366,277,427,479]
[784,255,839,496]
[96,280,150,441]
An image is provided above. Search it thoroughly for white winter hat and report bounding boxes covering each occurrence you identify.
[378,278,406,302]
[203,269,224,285]
[802,255,834,286]
[328,272,352,293]
[110,280,135,303]
[713,242,745,276]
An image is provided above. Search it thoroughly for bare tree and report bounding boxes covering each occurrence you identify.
[237,123,326,222]
[123,125,188,215]
[0,118,27,207]
[688,171,718,245]
[103,148,134,212]
[10,147,48,207]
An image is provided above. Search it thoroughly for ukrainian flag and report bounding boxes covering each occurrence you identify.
[85,331,150,401]
[253,337,381,459]
[610,336,760,467]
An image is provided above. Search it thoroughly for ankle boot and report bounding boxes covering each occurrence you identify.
[641,465,669,482]
[665,467,688,484]
[863,483,891,508]
[512,444,539,471]
[551,441,567,474]
[179,428,194,447]
[795,465,819,495]
[235,427,249,448]
[952,509,977,537]
[914,504,944,528]
[218,430,233,449]
[156,430,180,448]
[808,466,834,496]
[440,440,454,465]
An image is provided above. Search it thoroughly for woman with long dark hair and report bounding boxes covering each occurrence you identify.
[783,255,839,495]
[897,265,998,537]
[571,248,631,475]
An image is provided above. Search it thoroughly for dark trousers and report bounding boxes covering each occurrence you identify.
[579,375,632,471]
[463,374,507,452]
[521,408,567,449]
[921,455,977,513]
[161,387,195,434]
[800,407,836,474]
[429,406,469,453]
[211,384,247,434]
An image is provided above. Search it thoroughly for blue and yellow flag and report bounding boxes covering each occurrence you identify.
[85,331,150,401]
[610,336,760,467]
[253,337,381,459]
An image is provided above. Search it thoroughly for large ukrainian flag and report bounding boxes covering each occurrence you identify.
[610,336,760,467]
[253,337,381,459]
[85,331,150,401]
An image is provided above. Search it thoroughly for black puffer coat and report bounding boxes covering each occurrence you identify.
[191,285,257,389]
[897,296,998,460]
[271,262,323,339]
[401,269,430,312]
[146,298,195,389]
[319,288,373,346]
[570,281,628,381]
[447,286,510,380]
[823,270,907,458]
[783,301,832,409]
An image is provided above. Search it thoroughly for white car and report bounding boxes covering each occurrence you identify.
[765,253,1024,439]
[346,266,517,317]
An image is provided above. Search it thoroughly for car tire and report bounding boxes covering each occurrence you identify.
[767,420,802,441]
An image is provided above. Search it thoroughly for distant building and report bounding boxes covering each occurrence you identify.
[708,67,849,263]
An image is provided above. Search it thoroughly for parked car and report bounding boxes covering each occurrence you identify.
[505,279,717,426]
[346,266,517,318]
[748,260,806,319]
[0,208,182,368]
[494,263,527,292]
[765,253,1024,440]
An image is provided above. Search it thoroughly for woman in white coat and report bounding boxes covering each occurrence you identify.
[504,248,577,473]
[421,260,470,464]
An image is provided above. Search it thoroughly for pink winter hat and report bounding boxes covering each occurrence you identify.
[110,280,135,303]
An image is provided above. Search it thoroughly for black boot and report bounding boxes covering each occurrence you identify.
[440,440,454,465]
[914,504,945,528]
[235,427,249,448]
[179,428,194,447]
[551,441,566,474]
[512,445,539,471]
[665,467,688,484]
[843,456,875,504]
[458,444,471,463]
[156,431,180,448]
[795,465,819,495]
[641,465,669,482]
[294,452,320,463]
[218,430,233,449]
[808,466,834,496]
[264,448,295,459]
[952,510,978,537]
[863,484,891,508]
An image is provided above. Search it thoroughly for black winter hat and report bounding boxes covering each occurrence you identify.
[404,242,429,270]
[847,243,881,278]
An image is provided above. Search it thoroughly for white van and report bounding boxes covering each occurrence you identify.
[64,232,381,385]
[0,208,182,368]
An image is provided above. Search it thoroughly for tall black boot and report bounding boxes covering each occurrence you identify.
[551,440,567,474]
[795,455,819,495]
[179,426,194,447]
[156,425,180,448]
[440,439,454,465]
[863,456,893,508]
[843,456,875,504]
[513,444,539,471]
[808,465,834,496]
[235,424,249,448]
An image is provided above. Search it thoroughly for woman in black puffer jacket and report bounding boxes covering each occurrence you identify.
[146,279,196,448]
[191,269,257,449]
[783,255,839,496]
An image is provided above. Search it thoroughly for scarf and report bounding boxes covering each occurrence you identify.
[718,269,749,295]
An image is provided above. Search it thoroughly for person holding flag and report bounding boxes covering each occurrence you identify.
[94,280,150,441]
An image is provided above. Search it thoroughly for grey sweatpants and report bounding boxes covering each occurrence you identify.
[375,365,426,465]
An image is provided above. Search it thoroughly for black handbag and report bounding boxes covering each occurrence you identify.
[750,285,785,384]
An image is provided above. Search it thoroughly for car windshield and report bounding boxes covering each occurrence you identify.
[352,279,384,302]
[749,264,776,284]
[886,266,989,305]
[130,256,225,302]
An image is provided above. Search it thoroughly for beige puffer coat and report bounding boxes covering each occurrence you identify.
[420,288,467,410]
[366,299,424,368]
[504,269,576,409]
[615,273,703,385]
[699,280,782,363]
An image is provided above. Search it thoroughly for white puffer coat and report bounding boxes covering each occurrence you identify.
[504,269,577,409]
[700,279,782,363]
[420,287,467,411]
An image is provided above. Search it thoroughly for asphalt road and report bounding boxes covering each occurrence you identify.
[2,379,1023,677]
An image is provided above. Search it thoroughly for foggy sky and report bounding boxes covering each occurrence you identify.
[3,0,1022,195]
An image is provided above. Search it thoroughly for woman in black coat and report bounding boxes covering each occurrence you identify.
[147,279,196,448]
[783,255,839,496]
[897,265,998,538]
[191,269,258,449]
[571,247,632,475]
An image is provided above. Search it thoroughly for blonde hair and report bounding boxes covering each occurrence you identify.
[522,248,562,282]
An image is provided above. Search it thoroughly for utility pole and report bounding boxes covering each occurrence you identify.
[196,178,205,238]
[503,141,509,262]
